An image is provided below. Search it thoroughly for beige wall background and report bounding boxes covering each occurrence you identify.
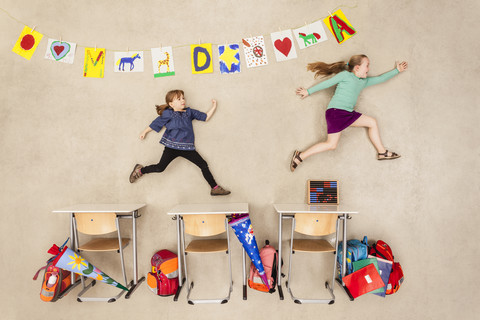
[1,0,478,319]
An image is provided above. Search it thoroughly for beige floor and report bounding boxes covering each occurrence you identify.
[0,0,478,319]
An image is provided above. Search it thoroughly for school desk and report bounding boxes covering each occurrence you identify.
[167,203,250,301]
[273,204,359,300]
[52,203,146,299]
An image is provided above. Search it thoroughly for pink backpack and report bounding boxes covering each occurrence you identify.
[248,240,278,293]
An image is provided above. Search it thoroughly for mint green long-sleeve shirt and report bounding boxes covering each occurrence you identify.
[307,69,400,112]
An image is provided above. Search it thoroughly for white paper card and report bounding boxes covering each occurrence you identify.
[364,275,373,284]
[114,51,144,72]
[293,20,328,49]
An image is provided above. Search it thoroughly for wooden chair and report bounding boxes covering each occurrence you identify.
[286,213,340,304]
[73,212,131,302]
[181,214,233,304]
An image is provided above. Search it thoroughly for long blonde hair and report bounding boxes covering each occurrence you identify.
[155,89,184,116]
[307,54,368,78]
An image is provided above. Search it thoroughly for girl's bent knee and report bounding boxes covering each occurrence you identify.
[327,143,337,150]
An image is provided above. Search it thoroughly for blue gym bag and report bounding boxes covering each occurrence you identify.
[337,236,369,279]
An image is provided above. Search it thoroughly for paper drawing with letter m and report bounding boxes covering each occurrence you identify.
[83,48,105,78]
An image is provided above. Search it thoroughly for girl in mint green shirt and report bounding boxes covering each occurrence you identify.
[290,54,408,172]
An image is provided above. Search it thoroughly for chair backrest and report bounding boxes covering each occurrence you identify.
[74,212,117,235]
[183,214,226,237]
[294,213,337,236]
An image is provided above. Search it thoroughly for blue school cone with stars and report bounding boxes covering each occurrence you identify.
[49,244,128,291]
[228,214,270,291]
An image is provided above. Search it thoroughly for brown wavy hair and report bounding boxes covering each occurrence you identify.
[155,89,185,116]
[307,54,368,78]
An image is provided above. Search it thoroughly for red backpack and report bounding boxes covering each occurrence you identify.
[386,262,404,295]
[147,250,179,296]
[248,240,278,293]
[369,240,404,295]
[369,240,394,261]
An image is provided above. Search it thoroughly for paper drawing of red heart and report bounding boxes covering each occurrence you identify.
[53,46,64,55]
[50,41,71,61]
[274,37,292,57]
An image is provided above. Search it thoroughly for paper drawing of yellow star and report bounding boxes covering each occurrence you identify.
[219,45,239,69]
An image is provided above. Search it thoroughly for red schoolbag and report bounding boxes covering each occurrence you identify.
[248,240,278,293]
[369,240,404,295]
[386,262,404,295]
[369,240,394,261]
[147,250,179,296]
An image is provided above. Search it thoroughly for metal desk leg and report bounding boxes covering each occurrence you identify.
[65,213,81,293]
[173,214,184,301]
[70,213,75,284]
[125,210,145,299]
[277,212,284,300]
[343,214,354,300]
[243,248,247,300]
[342,214,347,281]
[335,214,354,301]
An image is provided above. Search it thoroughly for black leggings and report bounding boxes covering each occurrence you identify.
[141,147,217,188]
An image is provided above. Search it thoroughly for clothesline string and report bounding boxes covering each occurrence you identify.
[1,2,357,51]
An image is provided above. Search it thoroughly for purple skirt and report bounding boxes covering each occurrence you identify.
[325,108,362,134]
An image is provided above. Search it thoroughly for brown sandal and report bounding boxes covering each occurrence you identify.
[129,164,144,183]
[290,150,303,172]
[377,150,401,160]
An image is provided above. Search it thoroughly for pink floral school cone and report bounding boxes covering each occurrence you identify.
[51,246,128,291]
[229,214,270,290]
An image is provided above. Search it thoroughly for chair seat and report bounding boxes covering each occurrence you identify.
[293,239,335,252]
[185,239,228,253]
[78,238,130,252]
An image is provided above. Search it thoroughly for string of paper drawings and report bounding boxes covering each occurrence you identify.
[11,9,356,78]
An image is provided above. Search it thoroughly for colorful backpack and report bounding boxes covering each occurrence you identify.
[34,239,78,302]
[369,240,404,295]
[34,259,77,302]
[147,249,179,296]
[337,237,369,279]
[248,240,278,293]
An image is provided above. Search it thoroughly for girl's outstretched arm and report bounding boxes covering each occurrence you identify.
[299,72,345,98]
[396,61,408,72]
[140,127,153,140]
[296,87,309,99]
[206,99,217,121]
[365,61,408,87]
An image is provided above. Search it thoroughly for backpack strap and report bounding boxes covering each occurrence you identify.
[362,236,368,246]
[35,238,70,280]
[33,265,47,280]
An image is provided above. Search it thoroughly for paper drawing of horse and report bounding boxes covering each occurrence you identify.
[117,53,141,71]
[298,33,321,46]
